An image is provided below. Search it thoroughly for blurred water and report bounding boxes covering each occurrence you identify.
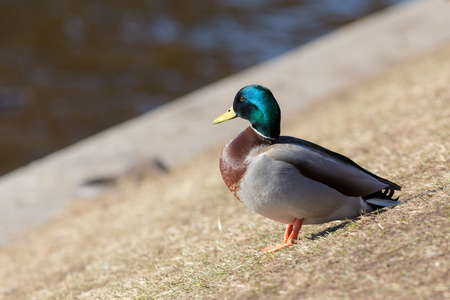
[0,0,405,176]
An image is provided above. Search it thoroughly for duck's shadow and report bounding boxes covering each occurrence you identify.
[305,220,352,241]
[305,207,392,241]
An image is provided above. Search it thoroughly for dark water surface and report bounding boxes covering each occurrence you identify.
[0,0,405,176]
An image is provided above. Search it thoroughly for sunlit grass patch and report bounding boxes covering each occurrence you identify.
[1,46,449,299]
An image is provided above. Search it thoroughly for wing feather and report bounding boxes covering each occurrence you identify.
[267,136,401,197]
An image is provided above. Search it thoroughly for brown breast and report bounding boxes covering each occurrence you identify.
[219,126,273,201]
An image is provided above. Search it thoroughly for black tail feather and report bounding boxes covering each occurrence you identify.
[363,188,399,201]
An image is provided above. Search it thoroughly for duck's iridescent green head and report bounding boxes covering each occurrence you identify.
[213,84,281,139]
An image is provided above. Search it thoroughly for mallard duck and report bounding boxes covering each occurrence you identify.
[213,84,401,253]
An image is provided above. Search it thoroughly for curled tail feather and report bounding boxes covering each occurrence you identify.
[363,188,401,208]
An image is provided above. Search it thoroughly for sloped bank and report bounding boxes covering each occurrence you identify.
[1,0,450,244]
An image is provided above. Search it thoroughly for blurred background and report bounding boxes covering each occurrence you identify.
[0,0,406,176]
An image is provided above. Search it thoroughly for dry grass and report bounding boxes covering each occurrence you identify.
[1,45,449,299]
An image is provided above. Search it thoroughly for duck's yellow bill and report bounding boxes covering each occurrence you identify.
[213,106,237,124]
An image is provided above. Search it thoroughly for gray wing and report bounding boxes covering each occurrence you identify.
[267,136,401,197]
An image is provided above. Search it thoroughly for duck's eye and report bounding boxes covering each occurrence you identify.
[239,96,247,102]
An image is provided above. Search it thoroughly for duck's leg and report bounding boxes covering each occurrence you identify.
[259,218,304,253]
[284,223,294,240]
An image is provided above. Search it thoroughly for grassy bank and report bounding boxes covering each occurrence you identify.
[1,45,449,299]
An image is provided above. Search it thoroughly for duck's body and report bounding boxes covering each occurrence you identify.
[214,85,401,253]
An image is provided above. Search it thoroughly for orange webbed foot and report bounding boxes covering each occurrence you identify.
[258,240,295,253]
[259,218,303,254]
